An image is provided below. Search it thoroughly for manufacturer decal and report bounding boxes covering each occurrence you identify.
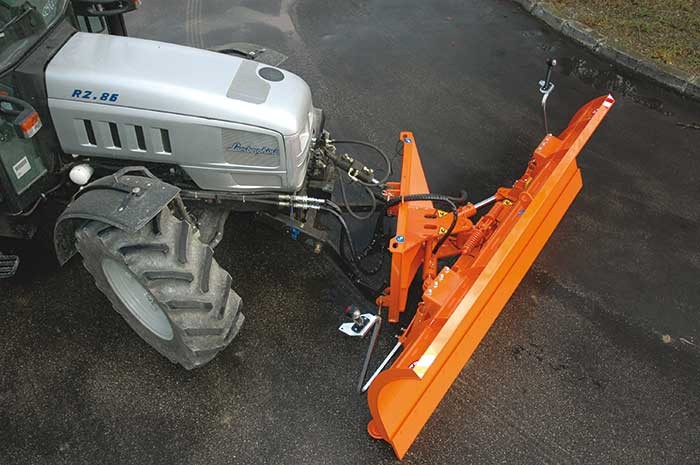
[71,90,120,103]
[226,142,279,156]
[12,156,31,180]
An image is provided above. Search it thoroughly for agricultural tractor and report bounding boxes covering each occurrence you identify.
[0,0,613,457]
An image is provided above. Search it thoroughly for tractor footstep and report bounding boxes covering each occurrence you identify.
[0,254,19,278]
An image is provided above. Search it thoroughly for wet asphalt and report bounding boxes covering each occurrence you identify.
[1,0,700,464]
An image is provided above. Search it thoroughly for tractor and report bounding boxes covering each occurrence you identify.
[0,1,614,457]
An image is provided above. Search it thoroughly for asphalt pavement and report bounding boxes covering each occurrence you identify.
[1,0,699,464]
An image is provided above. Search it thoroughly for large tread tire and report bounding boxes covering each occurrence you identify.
[75,206,243,369]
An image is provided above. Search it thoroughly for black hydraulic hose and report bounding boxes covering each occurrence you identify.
[323,198,344,214]
[385,194,458,254]
[355,207,388,276]
[337,168,377,221]
[339,223,385,276]
[242,196,382,276]
[332,139,392,185]
[180,191,381,276]
[319,205,386,276]
[447,190,469,204]
[320,206,361,264]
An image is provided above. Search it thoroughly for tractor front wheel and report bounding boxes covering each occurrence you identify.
[75,206,243,369]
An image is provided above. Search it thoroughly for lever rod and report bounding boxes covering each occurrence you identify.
[361,341,402,393]
[356,316,383,393]
[539,58,557,134]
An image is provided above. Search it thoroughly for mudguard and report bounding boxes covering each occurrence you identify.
[369,95,615,458]
[54,167,180,265]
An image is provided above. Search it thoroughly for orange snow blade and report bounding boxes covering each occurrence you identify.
[368,95,615,459]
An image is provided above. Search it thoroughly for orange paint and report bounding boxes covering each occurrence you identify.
[369,95,615,459]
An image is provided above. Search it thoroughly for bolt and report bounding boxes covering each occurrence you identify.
[426,289,432,296]
[132,187,141,194]
[433,281,439,288]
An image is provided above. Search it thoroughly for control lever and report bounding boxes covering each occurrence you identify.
[538,58,557,134]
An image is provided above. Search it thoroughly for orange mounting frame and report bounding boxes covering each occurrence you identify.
[369,95,615,459]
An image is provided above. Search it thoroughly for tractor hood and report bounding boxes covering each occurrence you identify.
[43,32,321,193]
[45,32,312,136]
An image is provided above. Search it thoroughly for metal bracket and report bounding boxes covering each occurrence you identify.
[339,309,384,392]
[339,312,379,337]
[54,167,180,265]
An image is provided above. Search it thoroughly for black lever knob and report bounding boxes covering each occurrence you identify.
[541,58,557,92]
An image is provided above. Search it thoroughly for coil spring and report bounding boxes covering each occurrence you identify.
[462,228,486,255]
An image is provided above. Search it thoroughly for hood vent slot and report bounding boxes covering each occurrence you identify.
[109,122,122,148]
[160,129,172,154]
[83,120,97,146]
[135,125,147,151]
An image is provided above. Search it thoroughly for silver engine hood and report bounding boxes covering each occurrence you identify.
[46,32,312,136]
[45,32,319,192]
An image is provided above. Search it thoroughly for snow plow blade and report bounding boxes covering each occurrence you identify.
[368,95,615,459]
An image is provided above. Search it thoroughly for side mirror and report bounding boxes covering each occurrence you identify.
[72,0,141,16]
[71,0,142,36]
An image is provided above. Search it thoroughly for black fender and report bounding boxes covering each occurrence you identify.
[54,167,180,265]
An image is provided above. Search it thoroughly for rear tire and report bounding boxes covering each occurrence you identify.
[75,206,243,369]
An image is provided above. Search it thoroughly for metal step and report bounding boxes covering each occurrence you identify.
[0,254,19,278]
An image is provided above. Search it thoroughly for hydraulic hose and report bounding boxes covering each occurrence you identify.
[320,206,361,264]
[337,168,377,221]
[212,196,378,275]
[447,190,469,204]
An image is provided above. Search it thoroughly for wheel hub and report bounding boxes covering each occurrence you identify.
[101,258,174,340]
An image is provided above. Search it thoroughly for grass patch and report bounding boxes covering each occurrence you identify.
[545,0,700,75]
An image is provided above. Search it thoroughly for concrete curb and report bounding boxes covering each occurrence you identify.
[513,0,700,101]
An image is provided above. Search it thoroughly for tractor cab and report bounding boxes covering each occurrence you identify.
[0,0,138,273]
[0,1,66,65]
[0,0,129,73]
[0,0,138,214]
